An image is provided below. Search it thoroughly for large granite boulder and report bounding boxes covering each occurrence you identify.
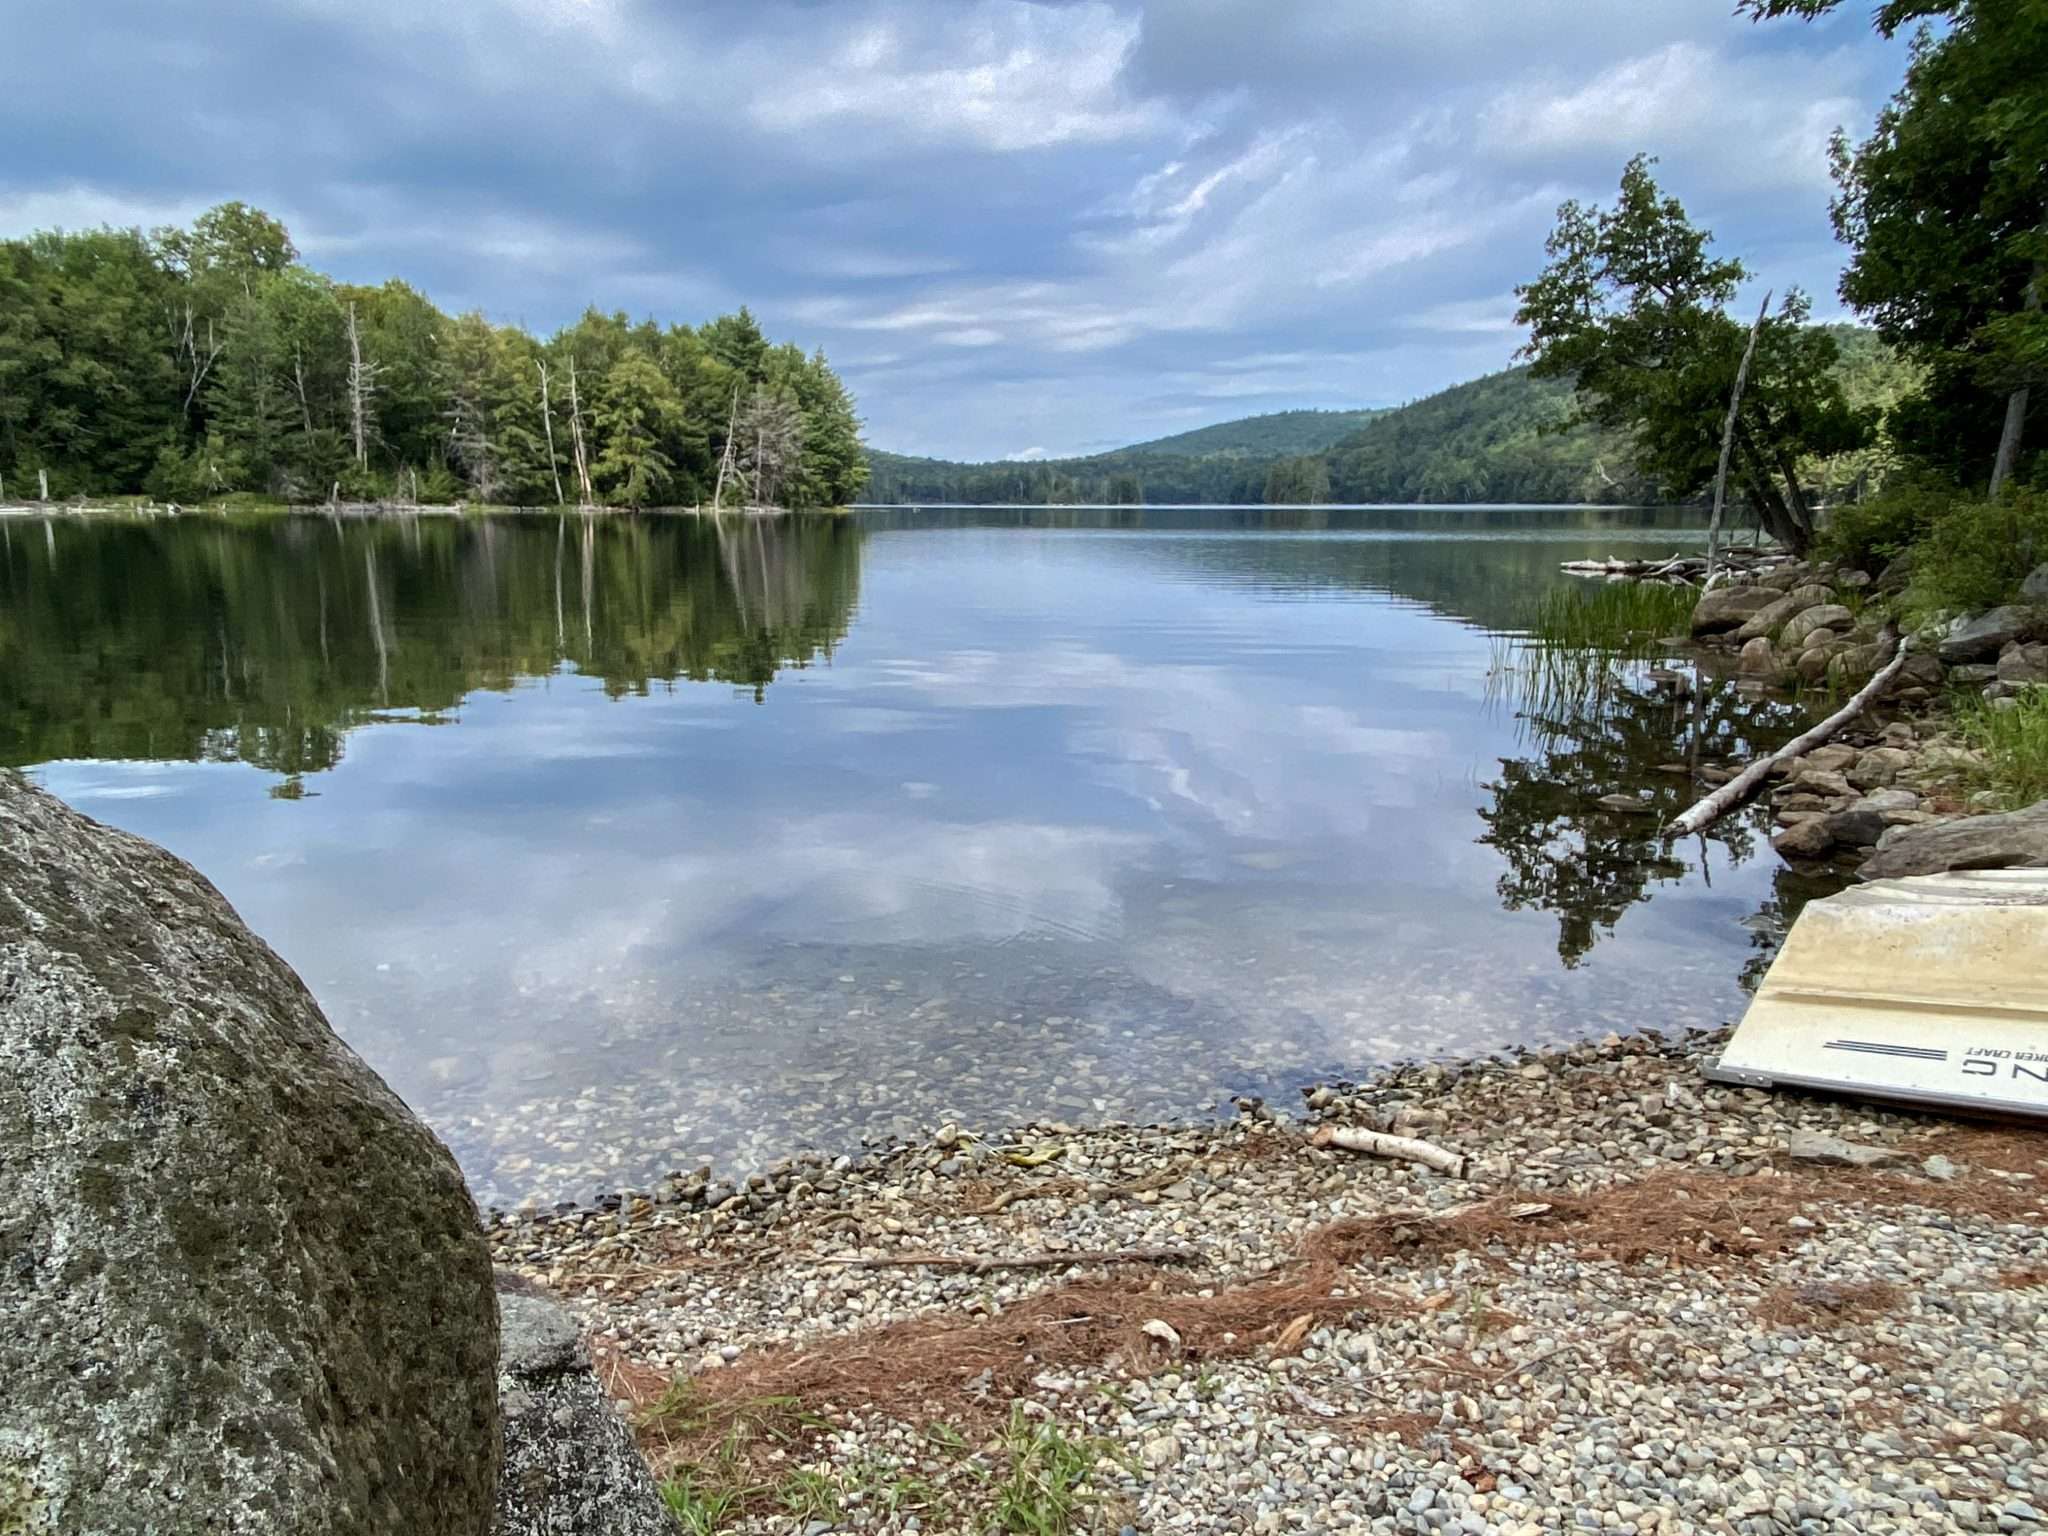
[495,1274,673,1536]
[1732,584,1836,643]
[0,773,500,1535]
[1690,585,1777,636]
[1859,798,2048,879]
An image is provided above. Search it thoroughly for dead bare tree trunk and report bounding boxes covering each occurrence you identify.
[536,359,566,506]
[565,357,595,507]
[1989,260,2041,496]
[173,302,225,420]
[345,302,379,473]
[1707,291,1770,585]
[713,386,740,510]
[38,469,49,502]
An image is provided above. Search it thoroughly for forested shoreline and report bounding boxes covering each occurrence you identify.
[865,334,1911,508]
[0,204,867,509]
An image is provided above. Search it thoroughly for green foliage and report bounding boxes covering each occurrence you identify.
[1815,473,1955,569]
[1902,486,2048,617]
[0,205,866,508]
[1322,367,1636,503]
[1956,687,2048,810]
[1516,156,1873,552]
[1261,454,1329,504]
[1754,0,2046,489]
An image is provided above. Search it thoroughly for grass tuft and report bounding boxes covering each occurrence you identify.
[1955,687,2048,809]
[1527,582,1697,654]
[990,1407,1106,1536]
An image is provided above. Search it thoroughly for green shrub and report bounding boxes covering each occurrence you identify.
[1906,487,2048,619]
[1956,689,2048,810]
[1816,475,1953,571]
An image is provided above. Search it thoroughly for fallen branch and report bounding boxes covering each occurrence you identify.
[1663,631,1910,840]
[1310,1125,1467,1178]
[809,1247,1201,1272]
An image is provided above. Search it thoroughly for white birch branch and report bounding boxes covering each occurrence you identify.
[1309,1125,1466,1178]
[1663,632,1911,840]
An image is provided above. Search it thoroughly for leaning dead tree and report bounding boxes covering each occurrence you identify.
[535,359,566,506]
[344,302,381,472]
[1663,629,1912,839]
[1706,291,1770,585]
[712,386,741,509]
[565,356,595,507]
[736,385,804,508]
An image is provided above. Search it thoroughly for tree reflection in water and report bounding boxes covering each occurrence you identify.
[0,511,863,780]
[1477,644,1827,969]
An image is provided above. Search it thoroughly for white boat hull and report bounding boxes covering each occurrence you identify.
[1707,868,2048,1119]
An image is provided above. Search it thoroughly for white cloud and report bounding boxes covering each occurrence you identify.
[747,3,1168,154]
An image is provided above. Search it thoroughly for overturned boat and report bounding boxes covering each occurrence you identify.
[1709,868,2048,1119]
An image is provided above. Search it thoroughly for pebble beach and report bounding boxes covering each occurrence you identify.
[491,1029,2047,1534]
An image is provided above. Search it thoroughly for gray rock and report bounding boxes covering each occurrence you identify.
[1787,1131,1906,1169]
[1938,606,2037,664]
[495,1277,672,1536]
[1781,604,1855,647]
[1691,586,1777,636]
[1858,798,2048,879]
[1950,662,2001,685]
[2021,563,2048,605]
[1772,819,1837,860]
[1997,641,2048,686]
[1819,808,1887,848]
[1738,635,1778,676]
[0,773,500,1535]
[1848,747,1916,790]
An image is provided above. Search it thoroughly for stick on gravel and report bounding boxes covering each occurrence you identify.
[1309,1125,1467,1177]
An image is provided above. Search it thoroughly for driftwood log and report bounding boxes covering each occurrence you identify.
[1663,632,1911,840]
[1309,1125,1467,1178]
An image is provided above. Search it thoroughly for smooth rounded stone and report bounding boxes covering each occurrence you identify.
[1732,585,1834,643]
[2022,564,2048,605]
[1772,818,1838,860]
[1737,636,1778,676]
[0,773,500,1536]
[1691,586,1778,636]
[1783,605,1855,647]
[1794,645,1841,682]
[494,1275,672,1536]
[1859,798,2048,878]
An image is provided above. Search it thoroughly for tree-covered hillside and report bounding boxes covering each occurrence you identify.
[1321,367,1641,503]
[1122,408,1387,459]
[0,202,866,508]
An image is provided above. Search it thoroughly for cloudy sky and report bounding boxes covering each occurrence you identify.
[4,0,1909,460]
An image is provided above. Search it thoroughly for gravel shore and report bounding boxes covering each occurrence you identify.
[491,1029,2046,1534]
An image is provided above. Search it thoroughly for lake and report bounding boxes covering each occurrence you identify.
[3,506,1825,1207]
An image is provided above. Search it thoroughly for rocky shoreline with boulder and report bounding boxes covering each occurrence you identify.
[1677,553,2048,871]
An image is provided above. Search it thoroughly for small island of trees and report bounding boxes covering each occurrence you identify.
[0,203,867,510]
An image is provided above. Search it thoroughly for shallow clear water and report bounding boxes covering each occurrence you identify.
[4,507,1820,1205]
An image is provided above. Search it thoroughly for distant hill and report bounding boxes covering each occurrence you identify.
[862,328,1917,506]
[1121,408,1387,459]
[1322,367,1639,504]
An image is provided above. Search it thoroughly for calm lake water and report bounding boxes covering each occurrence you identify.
[5,507,1824,1206]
